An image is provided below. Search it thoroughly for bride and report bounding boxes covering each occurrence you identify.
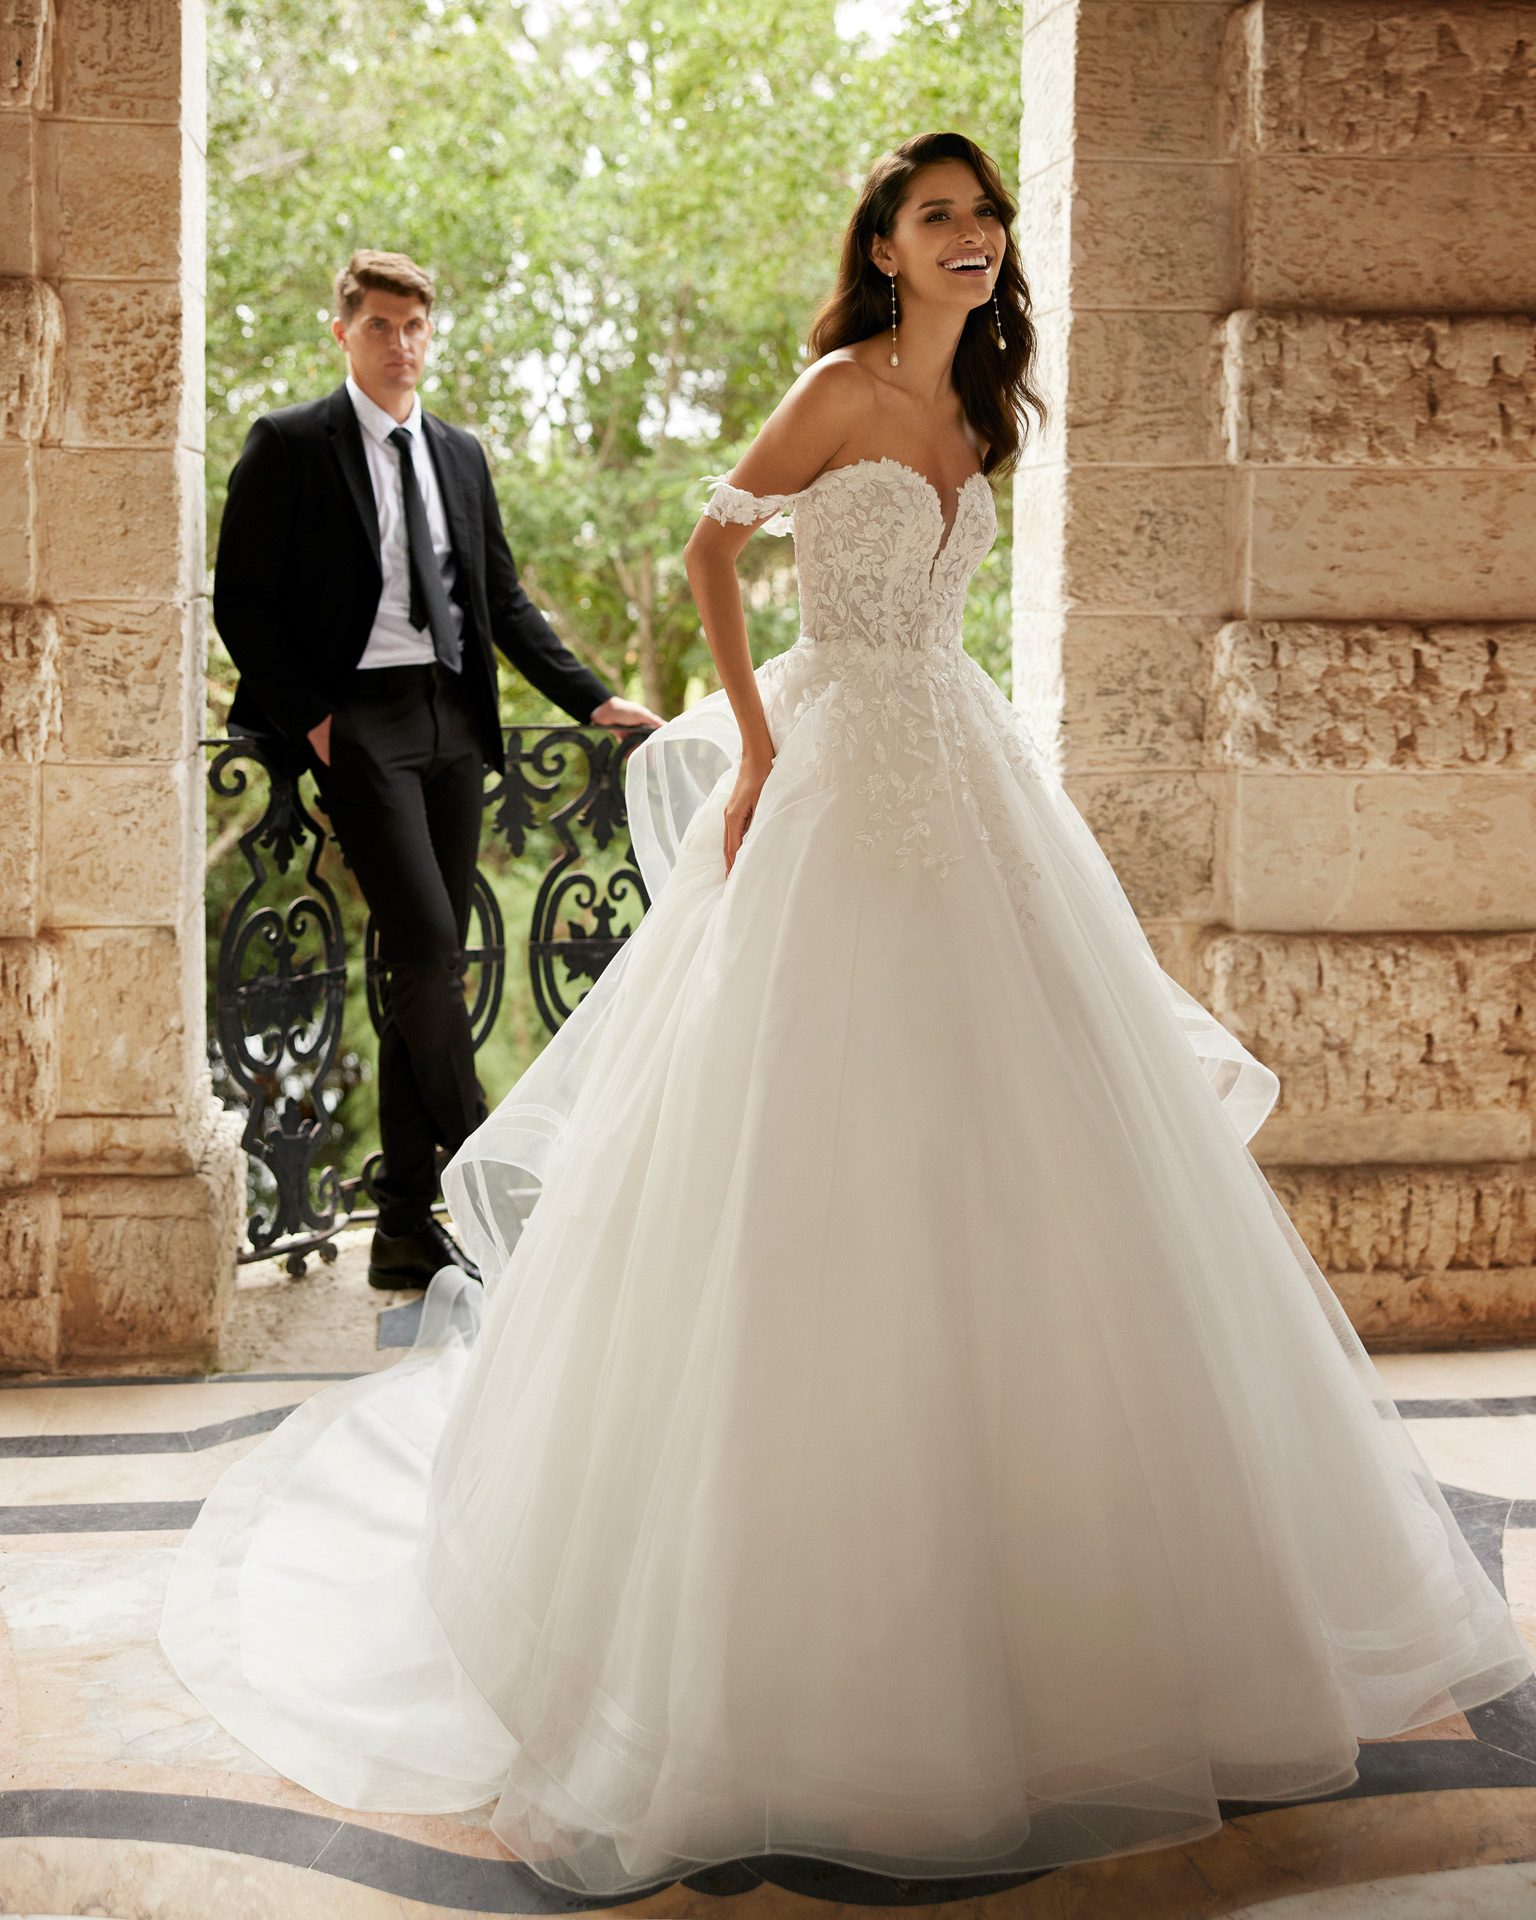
[162,131,1533,1896]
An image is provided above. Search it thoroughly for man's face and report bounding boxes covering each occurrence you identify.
[332,289,432,403]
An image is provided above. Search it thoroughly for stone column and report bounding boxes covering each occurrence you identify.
[0,0,241,1370]
[1017,0,1536,1346]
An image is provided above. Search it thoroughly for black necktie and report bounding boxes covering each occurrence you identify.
[387,426,462,673]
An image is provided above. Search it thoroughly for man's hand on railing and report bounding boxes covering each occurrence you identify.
[590,696,663,734]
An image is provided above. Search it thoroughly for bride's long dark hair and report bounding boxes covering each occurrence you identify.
[808,132,1046,478]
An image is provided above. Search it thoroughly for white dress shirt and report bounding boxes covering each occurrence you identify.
[346,375,465,670]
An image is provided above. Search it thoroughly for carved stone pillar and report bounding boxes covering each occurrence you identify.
[1016,0,1536,1346]
[0,0,240,1369]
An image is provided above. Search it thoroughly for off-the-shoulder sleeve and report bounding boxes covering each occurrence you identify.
[699,476,798,536]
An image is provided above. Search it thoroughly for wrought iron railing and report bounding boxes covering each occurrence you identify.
[205,727,652,1273]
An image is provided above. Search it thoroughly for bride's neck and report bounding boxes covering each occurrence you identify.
[891,304,968,402]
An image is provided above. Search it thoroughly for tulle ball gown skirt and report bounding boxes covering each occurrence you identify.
[161,470,1533,1895]
[163,643,1532,1895]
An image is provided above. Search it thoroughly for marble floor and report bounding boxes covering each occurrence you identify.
[1,1241,1534,1919]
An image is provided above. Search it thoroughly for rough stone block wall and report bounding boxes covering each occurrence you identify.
[1018,0,1536,1346]
[0,0,240,1371]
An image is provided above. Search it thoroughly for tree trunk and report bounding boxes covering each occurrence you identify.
[614,549,668,716]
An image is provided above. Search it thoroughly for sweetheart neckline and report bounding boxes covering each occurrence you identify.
[812,456,988,511]
[807,458,990,579]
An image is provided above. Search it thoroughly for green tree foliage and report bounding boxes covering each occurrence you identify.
[206,0,1023,727]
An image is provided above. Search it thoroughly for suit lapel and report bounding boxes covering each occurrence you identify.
[323,385,382,574]
[422,413,478,577]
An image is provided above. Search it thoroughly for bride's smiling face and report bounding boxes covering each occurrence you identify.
[869,159,1005,316]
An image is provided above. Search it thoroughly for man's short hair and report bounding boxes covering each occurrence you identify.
[333,249,435,323]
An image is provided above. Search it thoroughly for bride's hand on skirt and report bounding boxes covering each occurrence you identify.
[723,755,772,872]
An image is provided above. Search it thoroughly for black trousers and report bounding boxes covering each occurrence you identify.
[318,664,487,1234]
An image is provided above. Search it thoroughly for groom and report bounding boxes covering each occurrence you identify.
[216,249,659,1289]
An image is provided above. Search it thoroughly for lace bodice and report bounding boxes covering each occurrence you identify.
[703,460,996,670]
[700,459,1038,897]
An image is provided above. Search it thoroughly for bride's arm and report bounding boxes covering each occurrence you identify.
[684,360,871,871]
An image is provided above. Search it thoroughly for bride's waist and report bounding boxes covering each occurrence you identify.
[791,627,966,678]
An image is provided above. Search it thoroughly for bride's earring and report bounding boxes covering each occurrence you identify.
[992,286,1005,350]
[888,272,899,368]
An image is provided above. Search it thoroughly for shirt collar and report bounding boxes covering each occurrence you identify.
[345,374,423,446]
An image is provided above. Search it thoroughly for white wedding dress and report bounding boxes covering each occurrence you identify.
[162,460,1532,1896]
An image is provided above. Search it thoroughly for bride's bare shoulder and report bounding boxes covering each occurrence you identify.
[783,351,880,428]
[724,354,878,497]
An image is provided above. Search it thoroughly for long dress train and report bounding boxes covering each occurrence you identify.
[162,460,1533,1896]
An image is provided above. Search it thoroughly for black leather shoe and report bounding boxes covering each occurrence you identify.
[368,1218,482,1291]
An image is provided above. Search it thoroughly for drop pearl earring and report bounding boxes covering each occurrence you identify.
[888,272,899,368]
[992,286,1005,350]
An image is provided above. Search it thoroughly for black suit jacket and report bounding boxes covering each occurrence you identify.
[217,384,609,772]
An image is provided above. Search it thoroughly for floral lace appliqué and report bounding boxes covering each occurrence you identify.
[700,478,797,536]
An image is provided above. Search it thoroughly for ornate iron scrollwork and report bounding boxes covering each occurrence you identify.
[208,724,654,1270]
[207,735,348,1262]
[484,727,652,1034]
